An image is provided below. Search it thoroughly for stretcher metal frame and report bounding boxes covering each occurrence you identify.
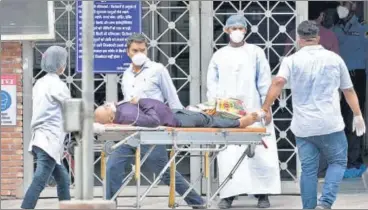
[99,124,269,209]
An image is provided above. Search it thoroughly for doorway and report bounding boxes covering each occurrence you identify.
[308,1,368,188]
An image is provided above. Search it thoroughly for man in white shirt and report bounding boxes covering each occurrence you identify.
[260,20,366,209]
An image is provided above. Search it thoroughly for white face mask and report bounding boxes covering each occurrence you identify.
[337,6,349,19]
[131,53,147,66]
[229,30,245,43]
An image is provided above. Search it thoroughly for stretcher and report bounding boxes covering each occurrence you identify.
[98,124,269,209]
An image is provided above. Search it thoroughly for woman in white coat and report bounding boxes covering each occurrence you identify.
[206,15,281,209]
[21,46,71,209]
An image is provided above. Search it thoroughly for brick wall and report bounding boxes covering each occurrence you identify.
[1,42,24,198]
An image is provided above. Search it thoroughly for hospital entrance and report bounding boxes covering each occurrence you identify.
[23,0,368,199]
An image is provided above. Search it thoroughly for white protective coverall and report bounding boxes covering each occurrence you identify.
[207,43,281,198]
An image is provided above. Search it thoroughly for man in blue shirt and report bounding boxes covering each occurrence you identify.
[121,34,183,109]
[333,1,368,170]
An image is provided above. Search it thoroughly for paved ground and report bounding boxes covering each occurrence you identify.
[3,176,367,209]
[2,194,368,209]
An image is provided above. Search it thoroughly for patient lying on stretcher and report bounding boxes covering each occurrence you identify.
[94,98,258,128]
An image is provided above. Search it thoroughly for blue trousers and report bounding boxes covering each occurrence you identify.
[296,131,347,209]
[106,144,204,206]
[21,146,70,209]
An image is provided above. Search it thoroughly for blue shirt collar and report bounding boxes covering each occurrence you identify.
[348,15,359,24]
[338,15,359,27]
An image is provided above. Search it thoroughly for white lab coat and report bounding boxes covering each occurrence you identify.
[29,73,71,165]
[207,43,281,198]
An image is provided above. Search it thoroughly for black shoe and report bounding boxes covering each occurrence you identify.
[257,195,270,208]
[218,197,234,209]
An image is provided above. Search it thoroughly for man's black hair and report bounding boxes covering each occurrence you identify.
[309,3,328,20]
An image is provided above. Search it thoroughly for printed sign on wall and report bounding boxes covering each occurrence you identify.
[76,1,142,73]
[1,75,17,126]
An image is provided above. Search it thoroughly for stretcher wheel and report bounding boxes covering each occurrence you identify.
[246,144,255,158]
[169,203,179,209]
[104,141,115,155]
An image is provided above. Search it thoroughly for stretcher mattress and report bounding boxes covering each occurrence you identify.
[101,124,267,145]
[104,124,266,132]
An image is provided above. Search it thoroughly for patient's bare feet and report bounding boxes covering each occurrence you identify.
[238,113,258,128]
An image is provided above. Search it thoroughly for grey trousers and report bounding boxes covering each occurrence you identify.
[172,109,240,128]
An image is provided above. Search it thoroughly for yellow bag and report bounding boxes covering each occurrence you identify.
[186,99,246,119]
[215,98,247,119]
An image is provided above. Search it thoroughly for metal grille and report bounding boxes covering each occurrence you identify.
[211,1,298,181]
[32,1,194,188]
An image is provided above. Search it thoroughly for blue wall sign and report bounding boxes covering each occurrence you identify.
[1,90,12,112]
[76,1,142,73]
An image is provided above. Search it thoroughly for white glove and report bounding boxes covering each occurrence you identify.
[256,109,266,121]
[352,115,366,137]
[93,123,106,134]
